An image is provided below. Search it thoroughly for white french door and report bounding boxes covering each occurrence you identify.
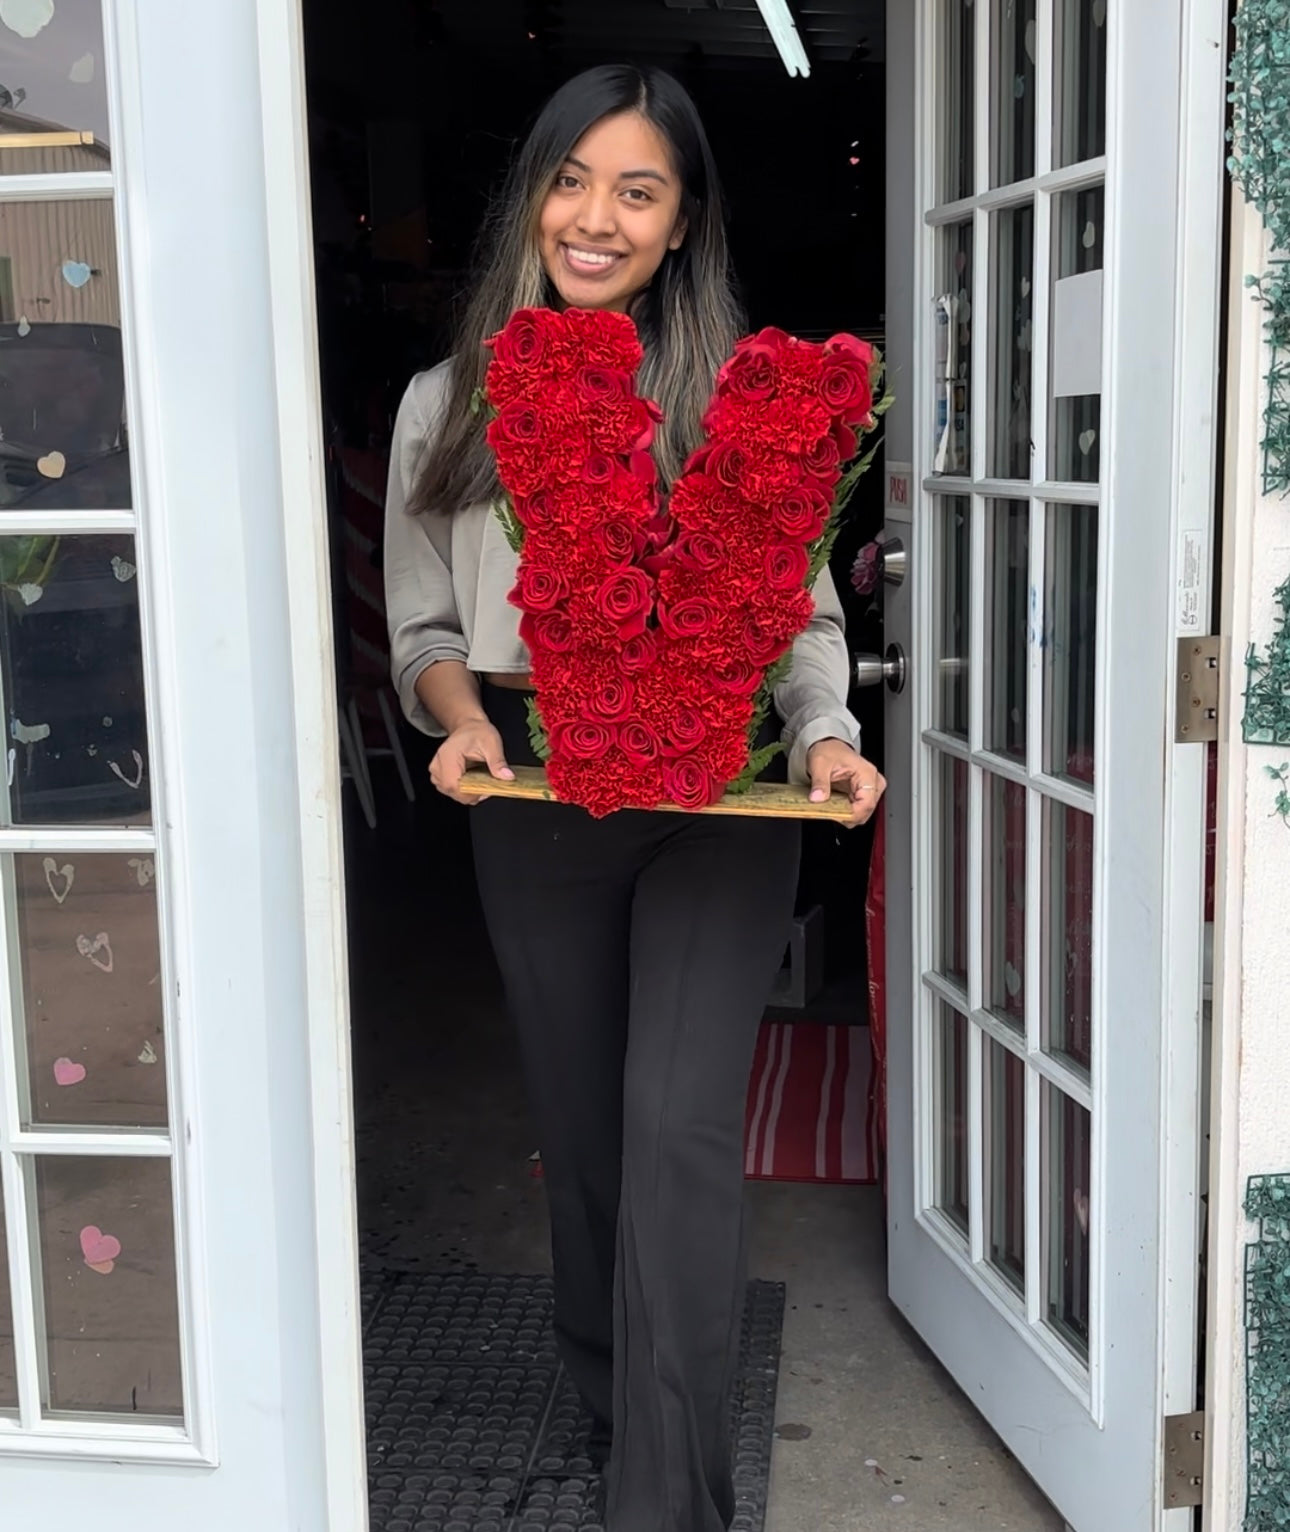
[884,1,1225,1528]
[0,0,364,1528]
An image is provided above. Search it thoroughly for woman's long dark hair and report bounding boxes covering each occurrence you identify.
[410,64,742,514]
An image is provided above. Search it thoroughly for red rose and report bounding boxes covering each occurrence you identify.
[765,541,811,591]
[711,661,763,696]
[553,720,612,761]
[619,629,659,673]
[595,567,653,641]
[818,360,873,422]
[717,347,777,403]
[515,490,558,529]
[773,486,831,541]
[596,519,637,562]
[575,365,632,404]
[628,449,658,490]
[659,597,717,641]
[664,706,708,755]
[582,453,617,485]
[619,720,661,767]
[486,308,557,369]
[584,678,635,724]
[741,613,792,667]
[662,757,722,811]
[489,401,544,446]
[510,563,565,613]
[674,530,726,572]
[824,333,876,368]
[520,609,575,653]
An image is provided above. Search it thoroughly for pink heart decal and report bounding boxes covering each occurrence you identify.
[53,1057,86,1086]
[79,1225,121,1273]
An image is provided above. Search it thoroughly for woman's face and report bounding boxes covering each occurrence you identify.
[538,111,687,313]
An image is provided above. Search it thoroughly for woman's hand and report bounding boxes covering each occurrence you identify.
[430,718,514,806]
[805,738,886,826]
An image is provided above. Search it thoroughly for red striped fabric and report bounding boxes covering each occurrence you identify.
[743,1023,878,1186]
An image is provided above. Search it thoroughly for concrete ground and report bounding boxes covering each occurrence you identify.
[347,771,1064,1532]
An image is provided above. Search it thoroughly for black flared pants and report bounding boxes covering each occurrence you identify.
[470,687,800,1532]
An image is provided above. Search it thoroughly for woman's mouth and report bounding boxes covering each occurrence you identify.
[561,244,625,278]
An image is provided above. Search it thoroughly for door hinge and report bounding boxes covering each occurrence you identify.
[1163,1410,1205,1508]
[1175,636,1221,743]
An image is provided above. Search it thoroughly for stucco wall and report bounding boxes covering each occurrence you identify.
[1208,194,1290,1530]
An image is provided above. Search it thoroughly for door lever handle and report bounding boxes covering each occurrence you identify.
[853,645,907,694]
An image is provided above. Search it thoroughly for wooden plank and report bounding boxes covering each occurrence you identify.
[0,132,96,149]
[456,764,859,820]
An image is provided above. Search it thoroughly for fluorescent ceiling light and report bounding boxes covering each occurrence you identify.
[754,0,811,78]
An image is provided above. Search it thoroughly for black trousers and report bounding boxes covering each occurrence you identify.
[470,686,800,1532]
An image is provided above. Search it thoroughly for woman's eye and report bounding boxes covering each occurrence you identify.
[556,173,580,190]
[623,187,653,203]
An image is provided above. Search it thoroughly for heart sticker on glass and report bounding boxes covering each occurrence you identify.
[61,260,92,290]
[36,451,65,480]
[0,0,54,39]
[43,856,73,903]
[69,52,94,84]
[53,1057,86,1087]
[79,1225,122,1276]
[76,931,113,973]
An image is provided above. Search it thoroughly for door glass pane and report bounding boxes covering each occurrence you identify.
[942,0,976,201]
[1,534,150,826]
[936,1002,970,1237]
[34,1155,182,1417]
[1043,504,1097,785]
[984,772,1026,1030]
[0,1184,16,1411]
[986,1037,1026,1294]
[991,203,1034,479]
[985,500,1027,759]
[934,496,970,736]
[1044,1084,1091,1360]
[1042,797,1093,1075]
[13,851,166,1129]
[1049,185,1104,483]
[991,0,1037,186]
[933,752,970,988]
[935,224,973,475]
[0,0,110,171]
[0,200,128,510]
[1054,0,1108,166]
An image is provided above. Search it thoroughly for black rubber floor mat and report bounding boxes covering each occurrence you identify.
[362,1270,784,1532]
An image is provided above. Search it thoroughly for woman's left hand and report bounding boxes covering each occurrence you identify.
[805,738,887,826]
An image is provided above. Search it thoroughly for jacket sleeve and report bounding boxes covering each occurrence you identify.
[774,564,862,785]
[383,371,467,737]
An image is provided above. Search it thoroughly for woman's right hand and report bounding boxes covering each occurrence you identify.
[429,718,515,805]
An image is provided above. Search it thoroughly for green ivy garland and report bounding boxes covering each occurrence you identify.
[1244,1176,1290,1530]
[1229,0,1290,497]
[1231,5,1290,753]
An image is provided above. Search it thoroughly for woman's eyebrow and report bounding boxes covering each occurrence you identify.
[564,155,670,185]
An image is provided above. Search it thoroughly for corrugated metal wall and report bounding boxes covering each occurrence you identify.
[0,193,120,328]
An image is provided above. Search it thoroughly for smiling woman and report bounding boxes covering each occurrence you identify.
[538,112,687,312]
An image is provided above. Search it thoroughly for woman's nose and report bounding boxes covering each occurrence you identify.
[575,186,617,239]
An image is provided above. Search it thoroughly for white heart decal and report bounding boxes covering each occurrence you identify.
[11,718,50,744]
[76,931,114,974]
[1079,429,1097,456]
[16,315,29,337]
[16,582,42,606]
[1020,277,1031,297]
[127,856,156,888]
[1082,221,1097,250]
[36,450,65,480]
[138,1040,158,1066]
[60,261,92,291]
[107,749,143,790]
[42,856,73,904]
[110,555,136,583]
[69,52,94,84]
[0,0,54,39]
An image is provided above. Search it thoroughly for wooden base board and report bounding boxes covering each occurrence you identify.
[456,764,858,821]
